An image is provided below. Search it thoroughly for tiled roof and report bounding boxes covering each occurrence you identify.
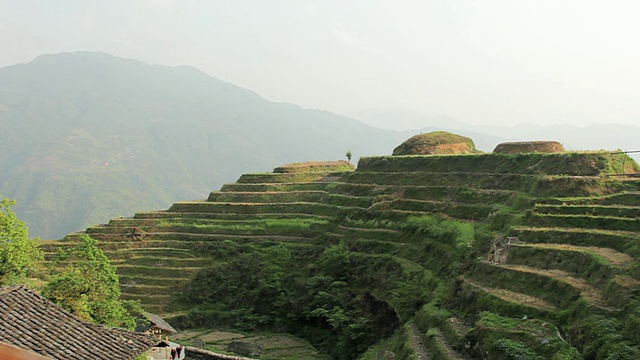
[0,285,159,360]
[143,312,177,334]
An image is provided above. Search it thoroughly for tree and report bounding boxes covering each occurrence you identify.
[346,150,352,163]
[0,198,42,285]
[44,234,143,329]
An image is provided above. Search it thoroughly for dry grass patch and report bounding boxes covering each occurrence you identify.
[612,275,640,289]
[497,264,608,306]
[493,141,565,154]
[199,331,245,342]
[464,278,557,310]
[511,243,634,266]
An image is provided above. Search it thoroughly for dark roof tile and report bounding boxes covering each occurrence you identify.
[0,285,159,360]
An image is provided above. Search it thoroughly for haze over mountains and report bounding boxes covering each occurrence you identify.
[0,52,404,238]
[1,52,638,238]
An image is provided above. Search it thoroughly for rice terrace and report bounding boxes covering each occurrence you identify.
[41,132,640,359]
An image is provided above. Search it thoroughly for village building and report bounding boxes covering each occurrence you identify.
[0,285,162,360]
[137,312,177,340]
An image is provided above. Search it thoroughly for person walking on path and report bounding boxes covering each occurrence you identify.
[170,347,177,360]
[176,345,182,359]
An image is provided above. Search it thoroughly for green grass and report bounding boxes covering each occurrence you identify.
[359,152,638,176]
[534,204,640,218]
[529,213,640,232]
[467,262,581,308]
[220,182,331,192]
[207,190,327,203]
[236,171,339,184]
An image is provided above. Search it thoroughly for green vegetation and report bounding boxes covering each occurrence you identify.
[43,150,640,359]
[0,198,42,285]
[44,234,144,329]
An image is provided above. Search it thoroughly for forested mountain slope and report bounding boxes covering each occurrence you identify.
[0,52,404,238]
[43,150,640,359]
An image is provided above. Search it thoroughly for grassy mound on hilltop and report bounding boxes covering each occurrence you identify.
[494,141,565,154]
[273,160,355,173]
[392,131,480,156]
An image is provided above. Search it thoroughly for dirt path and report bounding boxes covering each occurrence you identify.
[407,323,431,360]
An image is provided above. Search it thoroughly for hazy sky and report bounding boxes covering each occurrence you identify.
[2,0,640,128]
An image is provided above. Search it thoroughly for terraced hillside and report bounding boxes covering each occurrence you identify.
[42,152,640,359]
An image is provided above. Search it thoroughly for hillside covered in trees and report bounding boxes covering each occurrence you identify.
[43,135,640,359]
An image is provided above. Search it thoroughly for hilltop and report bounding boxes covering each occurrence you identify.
[42,138,640,359]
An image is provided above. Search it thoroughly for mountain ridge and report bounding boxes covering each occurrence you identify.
[0,51,404,238]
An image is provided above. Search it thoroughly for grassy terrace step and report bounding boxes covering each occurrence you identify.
[235,171,344,184]
[85,225,159,234]
[167,201,343,217]
[542,191,640,206]
[468,261,583,308]
[87,221,326,237]
[323,194,374,208]
[120,284,182,296]
[133,211,332,221]
[330,183,518,204]
[104,218,158,227]
[370,199,496,221]
[120,293,172,306]
[156,224,321,237]
[344,171,611,197]
[357,152,633,176]
[220,182,332,192]
[533,204,640,218]
[206,190,327,203]
[506,244,623,289]
[528,213,640,232]
[93,232,317,244]
[120,275,186,287]
[511,226,640,257]
[604,275,640,308]
[448,278,553,324]
[103,247,203,259]
[97,240,201,251]
[510,243,633,267]
[39,240,78,252]
[614,178,640,191]
[342,171,535,189]
[111,256,212,268]
[332,225,402,241]
[343,238,411,256]
[485,262,611,308]
[339,208,482,225]
[115,264,201,278]
[462,277,557,311]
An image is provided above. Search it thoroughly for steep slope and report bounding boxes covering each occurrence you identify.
[43,151,640,359]
[0,51,404,238]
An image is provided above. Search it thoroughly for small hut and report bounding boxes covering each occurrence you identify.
[138,312,177,340]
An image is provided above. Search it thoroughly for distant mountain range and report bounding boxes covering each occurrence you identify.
[353,108,640,160]
[0,52,405,238]
[1,52,638,238]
